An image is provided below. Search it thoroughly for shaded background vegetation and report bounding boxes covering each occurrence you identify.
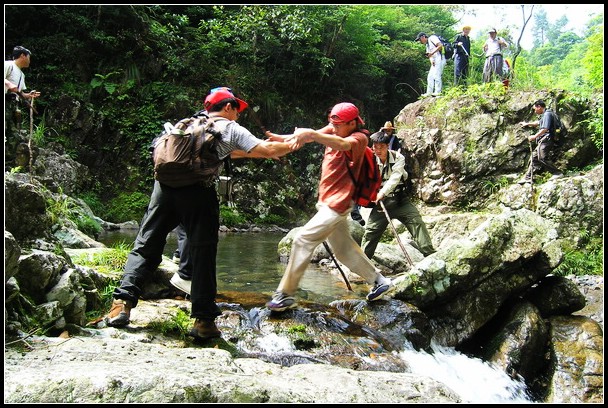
[4,5,603,225]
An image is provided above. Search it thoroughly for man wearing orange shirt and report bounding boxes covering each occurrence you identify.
[265,102,394,311]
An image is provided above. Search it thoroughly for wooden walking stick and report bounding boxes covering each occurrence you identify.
[28,91,36,176]
[322,241,353,291]
[528,140,536,211]
[379,200,414,267]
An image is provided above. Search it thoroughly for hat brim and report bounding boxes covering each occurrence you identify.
[329,115,364,125]
[234,97,249,113]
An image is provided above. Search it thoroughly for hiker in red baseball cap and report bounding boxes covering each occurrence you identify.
[203,87,249,113]
[104,85,300,342]
[264,102,393,312]
[328,102,365,125]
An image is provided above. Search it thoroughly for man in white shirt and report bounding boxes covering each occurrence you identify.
[415,32,446,96]
[482,28,509,83]
[5,46,41,165]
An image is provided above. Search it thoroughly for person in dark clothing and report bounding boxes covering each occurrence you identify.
[380,121,401,152]
[169,224,192,295]
[517,99,563,184]
[104,87,299,340]
[453,26,471,86]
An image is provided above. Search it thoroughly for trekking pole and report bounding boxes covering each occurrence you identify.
[379,200,414,266]
[459,43,470,58]
[17,90,38,115]
[322,241,353,291]
[528,140,534,186]
[28,92,35,176]
[528,140,536,210]
[248,106,267,134]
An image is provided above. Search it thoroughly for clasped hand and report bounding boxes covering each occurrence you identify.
[265,128,314,151]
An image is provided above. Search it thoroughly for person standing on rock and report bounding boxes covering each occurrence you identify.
[5,45,41,164]
[517,99,563,184]
[415,32,446,97]
[103,87,300,341]
[453,25,472,86]
[482,28,508,84]
[361,131,436,259]
[264,102,394,312]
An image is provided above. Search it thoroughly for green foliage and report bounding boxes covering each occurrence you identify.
[3,5,603,228]
[554,236,603,277]
[481,177,509,196]
[147,308,191,340]
[220,205,247,227]
[32,112,57,146]
[74,215,102,238]
[580,95,604,151]
[79,191,105,218]
[255,213,288,226]
[45,190,102,237]
[46,192,71,226]
[90,71,122,95]
[70,242,130,277]
[286,324,307,334]
[103,191,150,223]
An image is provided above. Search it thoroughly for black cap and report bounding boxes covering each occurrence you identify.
[415,32,427,42]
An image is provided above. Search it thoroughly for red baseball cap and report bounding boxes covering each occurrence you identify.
[204,87,249,113]
[329,102,364,125]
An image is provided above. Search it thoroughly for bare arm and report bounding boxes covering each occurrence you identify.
[230,140,296,159]
[284,128,351,151]
[519,120,539,128]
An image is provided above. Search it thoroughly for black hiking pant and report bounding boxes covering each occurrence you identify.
[525,138,562,179]
[113,180,221,320]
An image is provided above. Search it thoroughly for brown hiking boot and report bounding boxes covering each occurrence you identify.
[104,299,133,327]
[189,319,221,340]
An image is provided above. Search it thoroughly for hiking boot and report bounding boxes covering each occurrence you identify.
[189,319,221,340]
[366,279,394,302]
[105,299,134,327]
[170,274,191,295]
[266,291,297,312]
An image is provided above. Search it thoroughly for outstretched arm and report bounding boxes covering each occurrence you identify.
[230,140,297,159]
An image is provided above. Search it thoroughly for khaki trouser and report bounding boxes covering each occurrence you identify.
[277,203,380,296]
[361,194,435,258]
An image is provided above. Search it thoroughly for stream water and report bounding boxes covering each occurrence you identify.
[97,229,534,403]
[97,229,368,303]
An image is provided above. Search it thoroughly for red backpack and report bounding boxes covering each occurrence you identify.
[345,145,382,208]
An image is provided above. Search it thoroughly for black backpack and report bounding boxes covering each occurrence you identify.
[152,111,225,188]
[437,35,455,60]
[547,110,568,145]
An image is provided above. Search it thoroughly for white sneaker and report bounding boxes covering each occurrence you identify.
[170,274,191,295]
[367,276,394,301]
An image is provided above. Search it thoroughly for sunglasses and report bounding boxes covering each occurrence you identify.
[210,87,232,94]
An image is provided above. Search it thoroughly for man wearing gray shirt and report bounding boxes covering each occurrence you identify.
[104,87,299,340]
